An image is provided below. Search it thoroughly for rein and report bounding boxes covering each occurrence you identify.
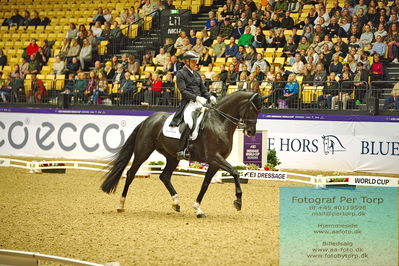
[206,93,260,128]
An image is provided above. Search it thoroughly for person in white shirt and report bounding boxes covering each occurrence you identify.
[251,53,268,73]
[291,53,305,75]
[92,21,103,38]
[154,47,170,67]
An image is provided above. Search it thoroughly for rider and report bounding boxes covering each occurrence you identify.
[170,51,217,160]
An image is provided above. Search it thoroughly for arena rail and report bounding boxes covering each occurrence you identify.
[0,158,397,187]
[0,249,109,266]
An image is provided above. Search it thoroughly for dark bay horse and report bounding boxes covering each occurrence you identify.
[101,91,266,218]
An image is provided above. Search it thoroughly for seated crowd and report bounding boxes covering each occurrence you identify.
[1,0,399,110]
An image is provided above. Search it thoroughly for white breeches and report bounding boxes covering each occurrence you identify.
[183,101,203,129]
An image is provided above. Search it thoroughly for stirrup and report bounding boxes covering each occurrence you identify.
[176,149,190,160]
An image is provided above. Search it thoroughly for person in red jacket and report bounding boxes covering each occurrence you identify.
[26,74,47,103]
[26,39,39,57]
[370,54,384,99]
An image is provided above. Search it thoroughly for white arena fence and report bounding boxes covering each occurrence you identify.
[1,158,397,188]
[0,249,113,266]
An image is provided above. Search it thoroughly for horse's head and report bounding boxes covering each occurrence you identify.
[238,93,266,136]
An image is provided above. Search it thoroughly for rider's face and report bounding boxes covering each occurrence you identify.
[188,59,197,70]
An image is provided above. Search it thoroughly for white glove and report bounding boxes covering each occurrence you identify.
[196,96,207,105]
[210,96,217,104]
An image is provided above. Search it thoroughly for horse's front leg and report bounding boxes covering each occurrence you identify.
[194,165,219,218]
[213,154,242,211]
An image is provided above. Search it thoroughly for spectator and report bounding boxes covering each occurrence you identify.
[27,54,40,74]
[79,38,92,71]
[198,48,212,66]
[204,63,216,79]
[10,64,23,79]
[359,24,374,48]
[220,4,233,21]
[78,24,88,38]
[0,50,7,67]
[189,29,197,46]
[192,38,205,57]
[174,31,188,50]
[99,22,111,41]
[110,21,122,40]
[52,55,65,75]
[176,38,192,56]
[2,9,24,26]
[219,18,234,38]
[93,60,104,75]
[226,64,239,85]
[369,53,384,97]
[374,23,388,40]
[238,26,253,46]
[282,36,297,58]
[142,0,157,16]
[318,72,338,109]
[163,38,176,55]
[59,38,70,60]
[212,36,226,58]
[302,64,315,86]
[164,0,176,10]
[65,57,81,76]
[370,35,386,57]
[313,63,327,87]
[143,73,162,105]
[19,57,29,77]
[161,72,174,105]
[251,53,268,73]
[91,72,108,104]
[209,73,224,98]
[225,36,238,58]
[383,82,399,109]
[244,45,257,69]
[205,11,218,30]
[332,72,353,110]
[104,61,115,81]
[113,64,126,84]
[327,17,340,37]
[252,27,266,48]
[66,23,78,40]
[329,54,343,75]
[29,10,41,26]
[26,74,46,103]
[142,51,154,66]
[387,23,399,63]
[84,71,97,103]
[281,11,294,29]
[329,0,342,17]
[208,19,219,41]
[10,72,25,103]
[353,62,368,103]
[103,8,112,23]
[291,53,305,75]
[91,7,105,26]
[73,72,88,103]
[281,73,298,108]
[92,21,103,38]
[66,39,81,64]
[26,39,39,57]
[154,48,169,68]
[219,64,228,83]
[232,20,245,39]
[117,72,136,104]
[237,72,248,91]
[127,7,140,24]
[274,0,288,17]
[270,14,282,29]
[297,36,310,52]
[120,8,129,24]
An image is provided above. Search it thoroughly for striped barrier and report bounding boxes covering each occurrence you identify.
[0,158,397,187]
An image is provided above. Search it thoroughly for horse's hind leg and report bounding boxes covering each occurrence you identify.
[159,158,180,212]
[118,148,154,212]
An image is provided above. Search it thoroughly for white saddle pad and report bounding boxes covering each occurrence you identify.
[162,111,206,141]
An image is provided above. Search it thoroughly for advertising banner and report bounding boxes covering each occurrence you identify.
[0,108,398,174]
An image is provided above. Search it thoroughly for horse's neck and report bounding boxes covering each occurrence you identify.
[214,99,242,138]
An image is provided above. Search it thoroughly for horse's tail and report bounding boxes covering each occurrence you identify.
[101,122,142,193]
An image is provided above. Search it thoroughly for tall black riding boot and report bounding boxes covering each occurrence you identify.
[176,124,191,160]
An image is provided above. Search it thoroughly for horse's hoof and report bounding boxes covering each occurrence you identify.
[117,208,125,213]
[172,204,180,212]
[233,200,242,211]
[196,213,206,218]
